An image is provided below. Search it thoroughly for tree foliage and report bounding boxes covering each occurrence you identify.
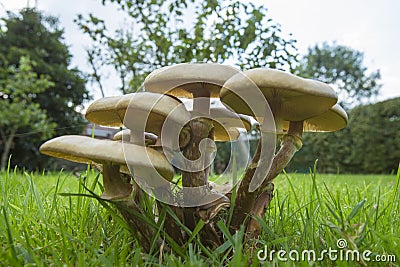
[0,9,89,169]
[76,0,298,94]
[0,57,56,170]
[288,97,400,174]
[290,42,391,174]
[296,42,381,108]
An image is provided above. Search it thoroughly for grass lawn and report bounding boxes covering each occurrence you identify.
[0,166,398,266]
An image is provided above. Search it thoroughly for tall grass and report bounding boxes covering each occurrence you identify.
[260,168,399,266]
[0,164,399,266]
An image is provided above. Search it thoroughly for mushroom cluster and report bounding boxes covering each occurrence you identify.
[40,63,347,250]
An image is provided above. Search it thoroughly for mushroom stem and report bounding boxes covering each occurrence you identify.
[193,85,211,115]
[99,165,163,251]
[116,201,165,253]
[100,164,133,200]
[156,201,185,245]
[229,142,261,232]
[229,121,304,233]
[246,183,274,237]
[130,130,145,146]
[181,117,214,231]
[179,124,192,148]
[259,121,303,189]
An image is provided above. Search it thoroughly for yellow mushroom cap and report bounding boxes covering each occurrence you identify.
[85,93,192,146]
[116,92,191,136]
[85,95,123,127]
[39,135,173,182]
[298,104,348,132]
[144,63,239,98]
[220,68,338,124]
[208,107,252,141]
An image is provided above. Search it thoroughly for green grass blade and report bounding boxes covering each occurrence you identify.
[346,198,366,222]
[2,205,19,265]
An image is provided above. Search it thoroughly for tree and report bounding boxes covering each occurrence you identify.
[0,9,90,169]
[296,42,381,108]
[75,0,298,94]
[346,97,400,173]
[0,57,56,170]
[289,42,384,174]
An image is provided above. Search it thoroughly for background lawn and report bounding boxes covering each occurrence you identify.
[0,166,398,266]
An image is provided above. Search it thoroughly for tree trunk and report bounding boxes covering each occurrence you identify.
[0,127,17,170]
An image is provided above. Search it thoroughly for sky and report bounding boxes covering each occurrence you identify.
[0,0,399,102]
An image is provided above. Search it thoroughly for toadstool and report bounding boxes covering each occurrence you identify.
[39,135,174,200]
[144,63,242,231]
[247,104,348,235]
[220,68,342,232]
